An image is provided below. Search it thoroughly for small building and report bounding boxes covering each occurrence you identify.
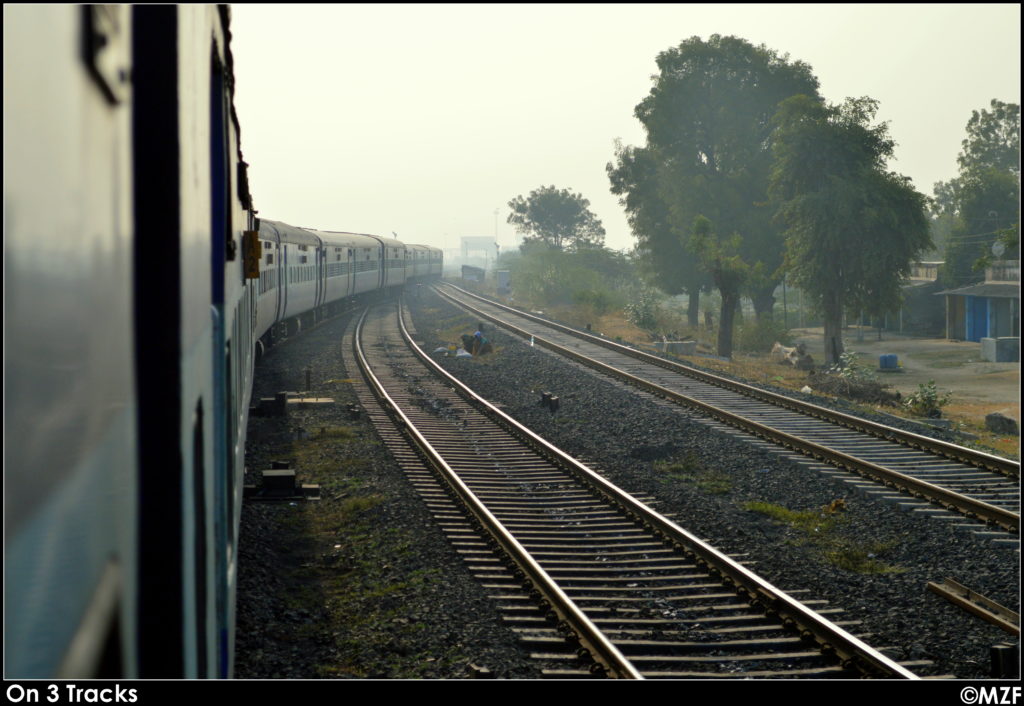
[937,260,1020,342]
[461,236,498,266]
[461,265,485,282]
[895,261,946,336]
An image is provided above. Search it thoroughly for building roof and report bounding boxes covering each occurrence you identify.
[935,282,1021,299]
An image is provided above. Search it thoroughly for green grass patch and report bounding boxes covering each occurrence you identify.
[744,501,837,533]
[743,501,903,574]
[338,495,384,522]
[288,426,367,478]
[656,456,732,494]
[822,542,903,574]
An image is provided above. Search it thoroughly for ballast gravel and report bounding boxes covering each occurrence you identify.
[236,290,1019,680]
[405,287,1019,680]
[235,311,542,679]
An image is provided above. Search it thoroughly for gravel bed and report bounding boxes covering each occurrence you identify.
[409,287,1020,679]
[235,310,542,679]
[455,288,1007,450]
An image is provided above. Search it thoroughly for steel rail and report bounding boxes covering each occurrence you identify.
[440,282,1019,480]
[927,578,1020,637]
[434,284,1019,533]
[397,297,919,679]
[354,303,643,679]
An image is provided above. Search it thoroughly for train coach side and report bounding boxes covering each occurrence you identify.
[374,234,408,291]
[427,245,444,278]
[405,243,431,279]
[4,4,138,680]
[4,4,255,680]
[255,219,325,340]
[308,229,384,305]
[311,230,407,295]
[134,4,256,680]
[5,5,446,683]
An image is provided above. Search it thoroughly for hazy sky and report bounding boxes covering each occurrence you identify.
[229,3,1021,254]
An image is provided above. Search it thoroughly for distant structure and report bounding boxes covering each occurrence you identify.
[461,265,485,283]
[460,236,498,269]
[937,259,1020,346]
[895,261,945,336]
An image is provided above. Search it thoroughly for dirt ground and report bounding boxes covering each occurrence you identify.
[789,326,1021,428]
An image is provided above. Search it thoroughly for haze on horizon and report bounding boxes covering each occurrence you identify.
[229,3,1021,254]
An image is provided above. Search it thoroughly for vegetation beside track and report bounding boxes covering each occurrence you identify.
[453,277,1018,460]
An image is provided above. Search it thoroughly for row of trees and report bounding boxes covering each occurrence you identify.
[930,100,1020,285]
[608,35,930,363]
[504,36,1018,365]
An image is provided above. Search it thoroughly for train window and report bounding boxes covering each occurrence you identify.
[298,245,307,251]
[265,253,273,265]
[300,255,308,264]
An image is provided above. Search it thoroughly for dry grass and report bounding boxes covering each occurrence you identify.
[592,312,1020,460]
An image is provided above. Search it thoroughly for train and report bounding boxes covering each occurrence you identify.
[4,5,440,679]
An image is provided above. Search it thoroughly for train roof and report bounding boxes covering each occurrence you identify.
[310,229,405,251]
[260,220,441,255]
[259,219,321,247]
[302,229,385,250]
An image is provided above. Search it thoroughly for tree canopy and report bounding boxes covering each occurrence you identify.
[607,140,711,326]
[609,34,821,355]
[957,99,1021,177]
[769,95,931,365]
[506,186,606,252]
[933,100,1021,286]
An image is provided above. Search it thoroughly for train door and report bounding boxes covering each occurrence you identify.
[348,248,355,297]
[316,241,325,311]
[280,245,288,319]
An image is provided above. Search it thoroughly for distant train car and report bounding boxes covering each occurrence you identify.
[308,230,408,294]
[255,219,328,340]
[426,245,444,278]
[4,4,443,681]
[406,243,432,279]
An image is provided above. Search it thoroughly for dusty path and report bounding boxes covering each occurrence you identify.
[789,327,1020,426]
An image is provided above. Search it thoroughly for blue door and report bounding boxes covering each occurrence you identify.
[966,296,989,342]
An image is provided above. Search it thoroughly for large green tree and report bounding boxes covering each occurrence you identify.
[769,95,931,365]
[507,186,606,252]
[934,100,1021,287]
[957,99,1020,176]
[610,34,821,356]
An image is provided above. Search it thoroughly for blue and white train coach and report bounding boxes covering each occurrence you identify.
[4,4,440,680]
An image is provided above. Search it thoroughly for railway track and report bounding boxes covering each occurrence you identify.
[348,298,925,678]
[433,283,1020,540]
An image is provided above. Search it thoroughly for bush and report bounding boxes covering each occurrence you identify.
[828,349,877,383]
[503,246,631,312]
[624,286,663,330]
[735,317,794,353]
[571,289,614,317]
[903,380,952,418]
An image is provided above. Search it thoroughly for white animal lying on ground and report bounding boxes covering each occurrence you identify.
[770,342,815,370]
